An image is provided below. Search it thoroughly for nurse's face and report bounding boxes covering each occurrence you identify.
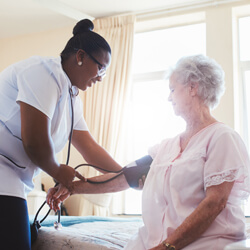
[74,49,111,91]
[168,73,193,117]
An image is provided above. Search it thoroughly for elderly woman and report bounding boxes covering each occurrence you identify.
[48,54,250,250]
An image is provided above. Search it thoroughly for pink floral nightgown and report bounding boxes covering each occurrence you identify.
[124,122,250,250]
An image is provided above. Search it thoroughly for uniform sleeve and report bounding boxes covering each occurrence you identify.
[204,131,250,200]
[73,95,88,131]
[16,64,60,119]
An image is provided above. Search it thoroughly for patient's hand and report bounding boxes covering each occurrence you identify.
[134,175,146,190]
[46,185,70,211]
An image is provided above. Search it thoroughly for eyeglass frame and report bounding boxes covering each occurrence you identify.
[74,48,106,77]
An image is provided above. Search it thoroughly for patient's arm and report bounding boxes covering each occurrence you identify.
[149,181,235,250]
[47,173,130,211]
[74,173,130,194]
[47,154,151,210]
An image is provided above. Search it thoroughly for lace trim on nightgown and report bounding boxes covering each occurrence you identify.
[205,169,239,187]
[205,168,250,200]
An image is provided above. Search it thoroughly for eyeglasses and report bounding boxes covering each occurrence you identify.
[87,53,106,77]
[74,48,106,77]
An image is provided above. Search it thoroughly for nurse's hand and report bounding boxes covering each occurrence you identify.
[46,185,70,211]
[54,164,86,191]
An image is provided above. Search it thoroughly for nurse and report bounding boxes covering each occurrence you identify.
[0,19,122,250]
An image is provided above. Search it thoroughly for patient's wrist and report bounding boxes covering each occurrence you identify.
[71,180,86,195]
[163,242,176,250]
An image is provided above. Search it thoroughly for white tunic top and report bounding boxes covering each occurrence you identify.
[0,56,88,199]
[125,122,250,250]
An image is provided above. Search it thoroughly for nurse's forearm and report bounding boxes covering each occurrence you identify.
[72,173,129,194]
[72,130,122,173]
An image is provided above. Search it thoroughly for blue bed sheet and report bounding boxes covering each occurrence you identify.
[29,214,142,227]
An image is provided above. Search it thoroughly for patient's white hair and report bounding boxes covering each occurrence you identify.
[168,54,225,109]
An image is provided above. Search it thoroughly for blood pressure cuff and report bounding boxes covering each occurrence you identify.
[123,155,153,188]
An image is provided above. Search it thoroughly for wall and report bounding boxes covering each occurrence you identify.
[0,26,72,70]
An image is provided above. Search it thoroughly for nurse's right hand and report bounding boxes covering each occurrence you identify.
[54,164,86,191]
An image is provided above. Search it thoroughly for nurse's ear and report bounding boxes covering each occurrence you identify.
[75,49,87,66]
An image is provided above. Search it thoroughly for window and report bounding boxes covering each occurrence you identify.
[123,22,206,214]
[238,16,250,151]
[237,16,250,216]
[239,16,250,62]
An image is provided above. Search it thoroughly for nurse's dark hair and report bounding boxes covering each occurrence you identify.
[61,19,111,61]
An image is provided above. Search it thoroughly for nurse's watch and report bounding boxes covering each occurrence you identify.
[163,242,176,250]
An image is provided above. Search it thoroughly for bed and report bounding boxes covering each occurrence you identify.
[30,215,143,250]
[30,215,250,250]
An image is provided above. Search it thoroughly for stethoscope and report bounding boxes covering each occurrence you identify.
[30,86,125,243]
[0,85,125,243]
[31,86,76,236]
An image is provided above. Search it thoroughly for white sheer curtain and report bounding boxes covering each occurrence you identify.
[77,15,136,216]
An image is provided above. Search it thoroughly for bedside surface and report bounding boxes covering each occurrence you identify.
[224,239,250,249]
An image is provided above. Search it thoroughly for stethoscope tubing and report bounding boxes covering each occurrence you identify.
[33,87,125,227]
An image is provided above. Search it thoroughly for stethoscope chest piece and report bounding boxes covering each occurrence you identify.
[54,221,63,230]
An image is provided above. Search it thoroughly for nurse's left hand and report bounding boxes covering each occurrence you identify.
[46,185,70,211]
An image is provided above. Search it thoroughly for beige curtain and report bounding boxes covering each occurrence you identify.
[78,15,136,215]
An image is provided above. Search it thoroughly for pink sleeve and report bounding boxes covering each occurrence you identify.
[204,131,250,200]
[148,144,160,159]
[148,138,171,159]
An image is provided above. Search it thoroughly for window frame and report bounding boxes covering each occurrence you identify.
[240,61,250,150]
[234,14,250,216]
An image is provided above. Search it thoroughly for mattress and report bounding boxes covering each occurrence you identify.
[30,215,143,250]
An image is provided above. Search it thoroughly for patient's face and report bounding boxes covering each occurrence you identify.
[168,74,193,117]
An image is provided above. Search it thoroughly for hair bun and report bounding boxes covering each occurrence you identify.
[73,19,94,36]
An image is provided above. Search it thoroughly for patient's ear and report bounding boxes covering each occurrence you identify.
[189,82,198,96]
